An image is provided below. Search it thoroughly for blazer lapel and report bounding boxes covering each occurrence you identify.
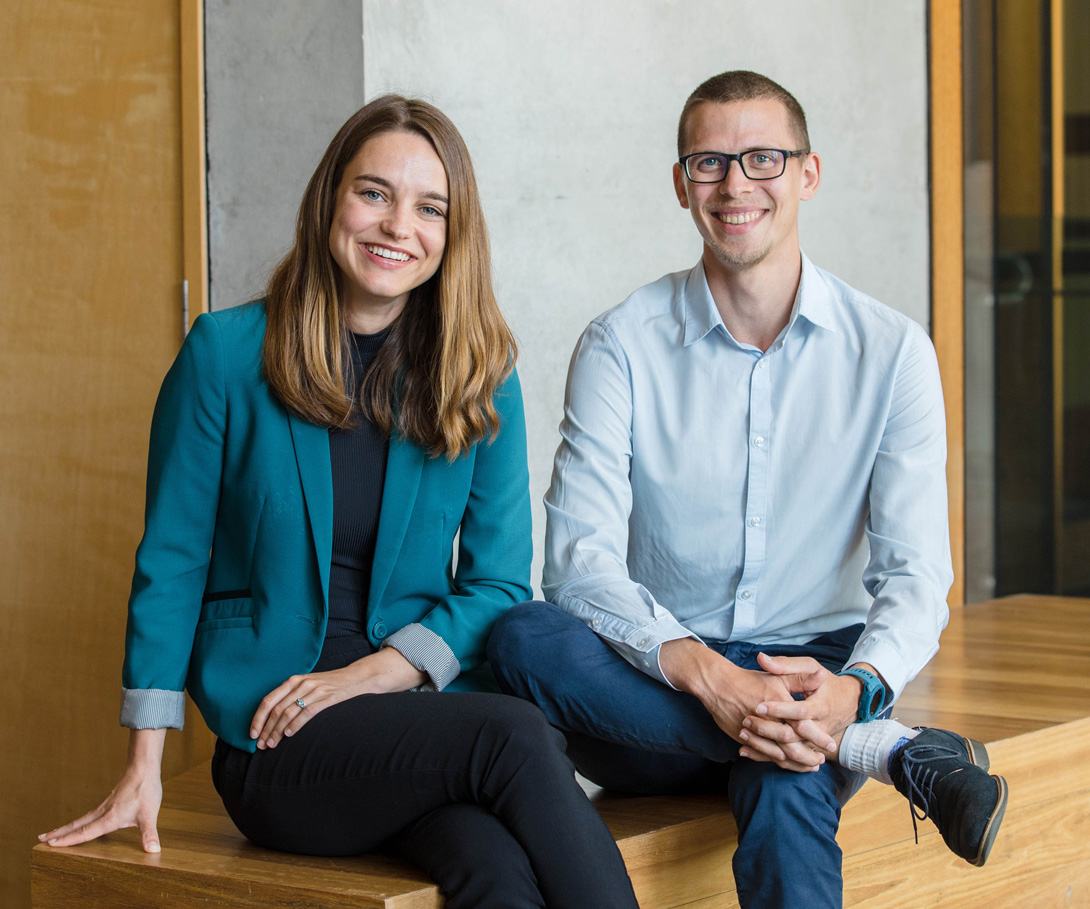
[287,411,333,602]
[369,435,425,610]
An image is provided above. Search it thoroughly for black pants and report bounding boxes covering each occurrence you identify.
[211,689,638,909]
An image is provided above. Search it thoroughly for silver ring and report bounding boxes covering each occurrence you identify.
[295,698,306,710]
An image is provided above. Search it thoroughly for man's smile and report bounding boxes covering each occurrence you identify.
[713,209,766,226]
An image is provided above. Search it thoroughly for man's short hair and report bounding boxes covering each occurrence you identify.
[677,70,810,157]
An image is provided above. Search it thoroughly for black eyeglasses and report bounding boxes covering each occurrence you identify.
[679,148,809,183]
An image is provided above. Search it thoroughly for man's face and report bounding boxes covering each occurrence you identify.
[673,98,820,275]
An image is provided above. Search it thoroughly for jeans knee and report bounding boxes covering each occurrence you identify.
[487,600,554,675]
[489,600,553,649]
[731,763,842,838]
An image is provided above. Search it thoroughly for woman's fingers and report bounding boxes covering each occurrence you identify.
[42,732,166,852]
[39,805,108,845]
[40,805,102,840]
[45,811,122,847]
[40,787,160,849]
[249,676,297,742]
[137,807,162,853]
[253,677,342,749]
[258,688,314,748]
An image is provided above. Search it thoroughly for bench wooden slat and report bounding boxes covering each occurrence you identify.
[31,596,1090,908]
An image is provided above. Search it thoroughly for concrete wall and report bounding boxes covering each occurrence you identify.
[206,0,931,590]
[205,0,363,310]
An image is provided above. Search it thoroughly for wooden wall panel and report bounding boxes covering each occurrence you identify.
[929,0,966,607]
[0,4,214,907]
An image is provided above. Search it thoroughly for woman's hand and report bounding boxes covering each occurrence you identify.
[250,647,426,750]
[39,728,166,853]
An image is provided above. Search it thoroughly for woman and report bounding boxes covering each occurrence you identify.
[41,96,638,909]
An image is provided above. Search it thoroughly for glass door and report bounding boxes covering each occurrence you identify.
[964,0,1090,600]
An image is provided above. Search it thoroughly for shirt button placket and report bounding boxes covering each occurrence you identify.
[737,354,772,633]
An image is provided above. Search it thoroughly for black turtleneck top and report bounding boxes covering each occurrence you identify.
[322,328,390,659]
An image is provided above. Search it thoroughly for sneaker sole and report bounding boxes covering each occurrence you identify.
[971,774,1009,867]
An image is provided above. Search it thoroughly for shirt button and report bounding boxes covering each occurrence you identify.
[758,360,767,370]
[740,589,752,600]
[753,436,765,447]
[373,622,388,639]
[637,637,649,648]
[748,516,762,527]
[591,617,602,627]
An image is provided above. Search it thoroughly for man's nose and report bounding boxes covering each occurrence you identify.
[718,159,753,195]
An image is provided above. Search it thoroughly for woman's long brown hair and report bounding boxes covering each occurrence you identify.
[263,95,516,460]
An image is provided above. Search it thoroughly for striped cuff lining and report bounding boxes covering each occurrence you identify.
[383,624,460,691]
[120,687,186,729]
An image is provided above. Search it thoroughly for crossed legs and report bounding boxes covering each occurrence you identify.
[211,690,638,909]
[488,601,864,909]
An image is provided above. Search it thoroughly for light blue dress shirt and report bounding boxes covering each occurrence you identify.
[543,253,952,700]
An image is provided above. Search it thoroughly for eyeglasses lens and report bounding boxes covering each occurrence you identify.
[685,150,787,182]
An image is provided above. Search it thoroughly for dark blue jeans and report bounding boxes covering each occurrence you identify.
[488,601,867,909]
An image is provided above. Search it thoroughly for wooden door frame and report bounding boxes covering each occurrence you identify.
[929,0,966,607]
[181,0,208,332]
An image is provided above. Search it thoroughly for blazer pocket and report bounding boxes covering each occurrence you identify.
[196,591,254,633]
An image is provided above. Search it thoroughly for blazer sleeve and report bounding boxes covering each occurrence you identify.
[120,313,227,728]
[404,367,533,676]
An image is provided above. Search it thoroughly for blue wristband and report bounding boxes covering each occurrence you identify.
[837,667,887,722]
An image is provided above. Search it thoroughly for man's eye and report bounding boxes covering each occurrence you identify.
[695,155,725,172]
[746,152,780,169]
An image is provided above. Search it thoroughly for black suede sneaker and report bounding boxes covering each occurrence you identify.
[889,728,1008,867]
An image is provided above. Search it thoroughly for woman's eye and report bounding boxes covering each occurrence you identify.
[361,189,383,201]
[420,205,445,217]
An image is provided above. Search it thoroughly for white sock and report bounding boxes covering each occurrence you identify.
[838,720,919,785]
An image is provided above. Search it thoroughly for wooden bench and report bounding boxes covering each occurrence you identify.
[31,595,1090,908]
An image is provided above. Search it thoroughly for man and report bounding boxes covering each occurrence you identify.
[489,71,1006,908]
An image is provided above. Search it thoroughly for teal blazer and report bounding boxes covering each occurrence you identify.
[121,302,532,751]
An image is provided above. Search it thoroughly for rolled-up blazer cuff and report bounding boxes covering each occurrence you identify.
[120,687,186,729]
[383,624,460,691]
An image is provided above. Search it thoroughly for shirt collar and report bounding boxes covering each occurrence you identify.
[681,251,836,348]
[680,259,722,347]
[794,251,837,333]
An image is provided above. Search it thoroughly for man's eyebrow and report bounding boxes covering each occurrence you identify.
[351,174,448,205]
[691,146,785,153]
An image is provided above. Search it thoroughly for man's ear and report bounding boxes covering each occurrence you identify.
[800,152,821,201]
[673,162,691,209]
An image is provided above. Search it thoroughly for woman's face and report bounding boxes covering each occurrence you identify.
[329,130,449,332]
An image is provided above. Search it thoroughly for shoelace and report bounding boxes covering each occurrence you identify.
[898,742,963,844]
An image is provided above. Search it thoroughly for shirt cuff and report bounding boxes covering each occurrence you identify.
[383,623,460,691]
[846,635,934,705]
[608,624,705,688]
[120,687,185,729]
